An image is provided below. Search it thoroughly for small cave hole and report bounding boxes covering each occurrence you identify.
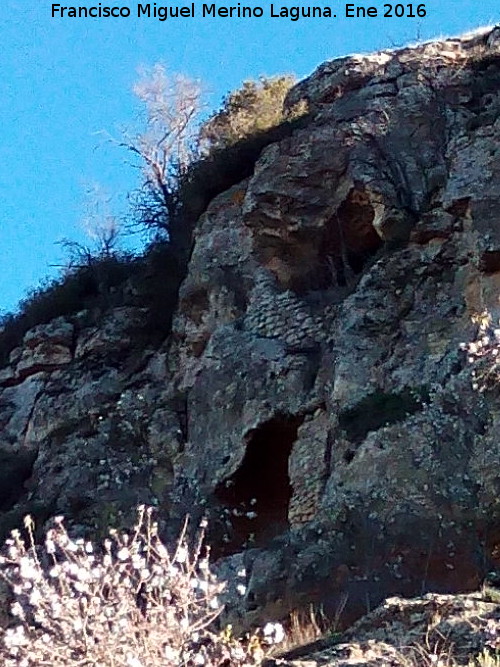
[343,449,356,463]
[343,449,356,464]
[213,414,303,557]
[479,250,500,274]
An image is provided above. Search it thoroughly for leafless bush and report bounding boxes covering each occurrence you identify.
[124,64,204,237]
[79,182,121,259]
[0,507,283,666]
[57,182,123,276]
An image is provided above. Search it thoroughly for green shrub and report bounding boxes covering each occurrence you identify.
[0,254,137,368]
[132,84,310,259]
[130,241,185,343]
[200,75,304,151]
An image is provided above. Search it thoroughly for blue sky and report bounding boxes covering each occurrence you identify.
[1,0,498,314]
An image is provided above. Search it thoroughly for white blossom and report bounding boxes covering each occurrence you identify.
[117,547,130,561]
[263,621,285,644]
[174,546,188,563]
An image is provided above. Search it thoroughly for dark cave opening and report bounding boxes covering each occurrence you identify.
[213,414,303,556]
[479,250,500,274]
[321,189,383,288]
[0,450,36,513]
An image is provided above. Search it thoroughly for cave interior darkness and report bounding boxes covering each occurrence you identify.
[214,414,303,554]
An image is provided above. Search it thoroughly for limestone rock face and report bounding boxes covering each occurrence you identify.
[3,27,500,634]
[0,317,74,385]
[0,307,183,541]
[170,27,500,628]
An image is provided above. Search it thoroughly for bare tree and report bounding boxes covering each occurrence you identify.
[81,182,120,257]
[59,183,121,270]
[124,64,204,237]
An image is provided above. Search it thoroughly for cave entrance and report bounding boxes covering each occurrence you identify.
[0,451,36,513]
[214,414,303,555]
[322,188,383,287]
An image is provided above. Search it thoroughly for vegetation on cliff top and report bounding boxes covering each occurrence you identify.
[0,70,308,368]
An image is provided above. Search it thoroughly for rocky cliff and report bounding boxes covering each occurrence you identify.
[3,26,500,634]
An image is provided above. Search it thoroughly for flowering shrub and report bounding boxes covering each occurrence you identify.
[460,311,500,392]
[0,507,283,666]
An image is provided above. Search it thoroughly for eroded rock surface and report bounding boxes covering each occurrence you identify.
[3,26,500,635]
[170,26,500,629]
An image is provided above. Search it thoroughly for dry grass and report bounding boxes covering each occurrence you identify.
[266,601,345,659]
[284,606,331,649]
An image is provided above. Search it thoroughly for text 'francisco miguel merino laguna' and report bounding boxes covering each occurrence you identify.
[51,2,337,20]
